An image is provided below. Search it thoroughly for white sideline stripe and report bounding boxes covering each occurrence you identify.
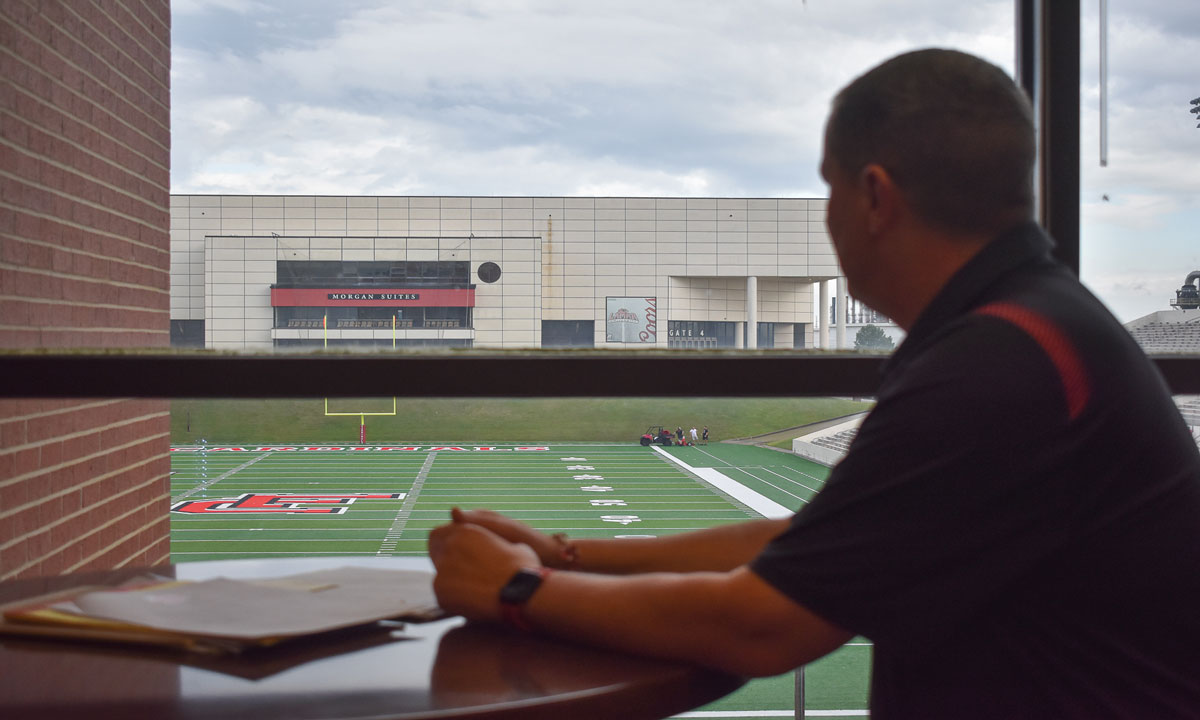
[652,447,793,519]
[673,712,868,718]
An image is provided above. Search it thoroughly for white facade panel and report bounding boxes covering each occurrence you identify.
[168,195,876,350]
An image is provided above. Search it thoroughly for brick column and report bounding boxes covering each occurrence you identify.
[1,0,173,579]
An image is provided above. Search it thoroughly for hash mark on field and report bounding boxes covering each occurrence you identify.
[171,452,273,503]
[377,452,435,556]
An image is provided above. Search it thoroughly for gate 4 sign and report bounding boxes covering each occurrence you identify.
[171,493,404,515]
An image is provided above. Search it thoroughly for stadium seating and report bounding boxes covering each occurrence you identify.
[791,399,1200,463]
[792,419,865,466]
[1126,312,1200,353]
[810,429,858,454]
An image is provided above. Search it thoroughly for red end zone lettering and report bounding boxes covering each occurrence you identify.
[376,447,421,451]
[255,447,297,451]
[171,493,404,515]
[515,447,549,451]
[474,447,512,451]
[428,446,467,451]
[304,447,344,451]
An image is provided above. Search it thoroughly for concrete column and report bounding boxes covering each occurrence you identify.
[746,276,758,349]
[836,277,848,350]
[735,321,745,349]
[818,279,830,350]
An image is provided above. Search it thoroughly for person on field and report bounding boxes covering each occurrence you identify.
[430,49,1200,718]
[690,427,699,444]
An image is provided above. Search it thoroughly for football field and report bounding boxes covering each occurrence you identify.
[169,442,870,717]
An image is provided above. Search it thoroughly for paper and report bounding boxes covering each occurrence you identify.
[1,566,442,652]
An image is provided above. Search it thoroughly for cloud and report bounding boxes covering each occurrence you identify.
[171,0,1018,199]
[170,1,1200,323]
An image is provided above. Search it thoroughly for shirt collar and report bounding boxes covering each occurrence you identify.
[883,221,1056,375]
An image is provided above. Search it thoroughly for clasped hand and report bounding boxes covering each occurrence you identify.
[428,508,547,621]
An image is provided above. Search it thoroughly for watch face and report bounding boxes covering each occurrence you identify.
[499,569,545,605]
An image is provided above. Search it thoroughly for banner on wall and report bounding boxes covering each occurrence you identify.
[605,297,657,343]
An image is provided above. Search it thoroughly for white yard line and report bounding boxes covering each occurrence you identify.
[770,464,828,485]
[726,469,810,505]
[377,451,437,556]
[171,452,273,503]
[652,447,793,519]
[752,466,822,495]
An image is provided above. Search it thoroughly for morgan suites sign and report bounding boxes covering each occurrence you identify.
[270,288,475,307]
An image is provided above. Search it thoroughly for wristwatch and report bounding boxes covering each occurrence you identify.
[499,567,550,631]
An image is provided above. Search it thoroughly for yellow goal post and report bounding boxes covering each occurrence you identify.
[321,314,398,441]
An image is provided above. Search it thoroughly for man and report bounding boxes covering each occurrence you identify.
[430,49,1200,718]
[690,426,699,444]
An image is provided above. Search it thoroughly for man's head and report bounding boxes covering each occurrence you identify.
[824,48,1035,236]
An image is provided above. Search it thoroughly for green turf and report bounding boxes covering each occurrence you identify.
[170,397,871,444]
[663,443,831,511]
[700,643,871,717]
[169,442,868,715]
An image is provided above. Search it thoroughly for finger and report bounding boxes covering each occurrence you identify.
[454,507,491,523]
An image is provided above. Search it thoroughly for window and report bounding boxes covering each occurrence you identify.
[6,0,1200,590]
[542,321,595,348]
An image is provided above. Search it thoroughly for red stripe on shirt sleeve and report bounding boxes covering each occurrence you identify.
[974,302,1091,421]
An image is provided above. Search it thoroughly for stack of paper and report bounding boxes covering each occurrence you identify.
[0,566,442,654]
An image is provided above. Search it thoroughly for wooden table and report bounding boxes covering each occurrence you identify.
[0,557,744,720]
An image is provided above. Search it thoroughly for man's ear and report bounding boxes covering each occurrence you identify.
[859,163,901,235]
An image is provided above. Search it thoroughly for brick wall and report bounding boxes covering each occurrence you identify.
[1,0,172,579]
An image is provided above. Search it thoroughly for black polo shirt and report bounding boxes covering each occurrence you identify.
[751,222,1200,718]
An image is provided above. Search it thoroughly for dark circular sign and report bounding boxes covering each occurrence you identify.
[477,262,502,283]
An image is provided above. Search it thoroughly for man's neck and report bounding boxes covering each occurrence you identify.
[880,226,995,331]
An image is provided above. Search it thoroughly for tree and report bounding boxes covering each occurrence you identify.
[854,324,895,351]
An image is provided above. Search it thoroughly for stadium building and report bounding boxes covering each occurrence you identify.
[169,195,896,352]
[1126,270,1200,355]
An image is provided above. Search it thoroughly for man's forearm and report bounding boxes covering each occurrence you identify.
[428,514,847,676]
[520,565,850,677]
[569,517,790,574]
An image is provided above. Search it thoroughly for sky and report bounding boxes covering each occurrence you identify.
[170,0,1200,323]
